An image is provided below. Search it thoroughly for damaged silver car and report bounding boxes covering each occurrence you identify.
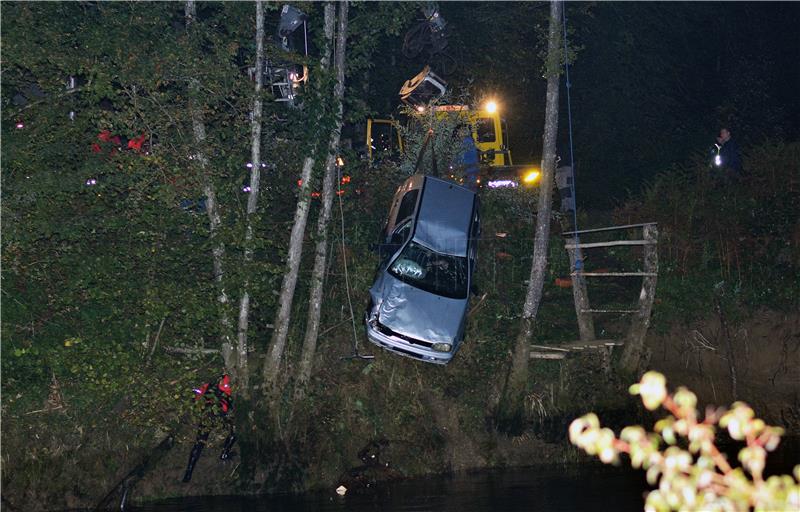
[365,175,480,364]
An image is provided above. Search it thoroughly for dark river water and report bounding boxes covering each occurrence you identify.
[131,465,647,512]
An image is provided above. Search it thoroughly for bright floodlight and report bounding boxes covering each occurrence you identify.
[485,100,498,113]
[523,169,541,183]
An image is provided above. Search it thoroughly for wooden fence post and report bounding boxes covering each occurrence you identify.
[560,217,595,342]
[619,224,659,374]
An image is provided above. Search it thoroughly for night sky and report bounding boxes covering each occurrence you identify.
[370,1,800,206]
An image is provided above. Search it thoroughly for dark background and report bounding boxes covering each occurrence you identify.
[362,1,800,207]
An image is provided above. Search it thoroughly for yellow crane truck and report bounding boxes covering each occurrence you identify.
[366,66,539,187]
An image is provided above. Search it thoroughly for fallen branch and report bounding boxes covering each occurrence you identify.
[147,315,168,363]
[164,346,219,355]
[690,329,717,351]
[94,435,176,511]
[468,292,488,318]
[24,405,64,415]
[318,318,352,338]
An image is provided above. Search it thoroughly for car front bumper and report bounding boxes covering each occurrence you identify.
[364,313,454,365]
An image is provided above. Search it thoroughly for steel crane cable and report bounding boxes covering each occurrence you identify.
[561,1,582,270]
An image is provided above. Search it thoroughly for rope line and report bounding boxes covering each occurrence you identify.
[336,162,365,358]
[561,1,582,271]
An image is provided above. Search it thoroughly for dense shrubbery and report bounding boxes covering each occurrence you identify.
[614,141,800,324]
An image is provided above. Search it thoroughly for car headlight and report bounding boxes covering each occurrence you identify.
[431,342,452,353]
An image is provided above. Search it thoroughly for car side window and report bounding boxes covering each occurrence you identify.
[391,221,412,246]
[379,220,412,262]
[471,208,481,239]
[469,205,480,264]
[396,190,419,224]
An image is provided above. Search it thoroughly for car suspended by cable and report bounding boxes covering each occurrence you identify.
[365,174,480,365]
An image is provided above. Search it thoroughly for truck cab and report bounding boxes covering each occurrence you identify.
[366,118,403,161]
[365,104,512,166]
[432,104,512,166]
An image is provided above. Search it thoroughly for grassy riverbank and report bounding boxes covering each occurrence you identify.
[3,142,798,510]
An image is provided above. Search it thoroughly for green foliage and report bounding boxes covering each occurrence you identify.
[615,141,800,326]
[396,92,491,180]
[1,4,341,484]
[571,371,800,511]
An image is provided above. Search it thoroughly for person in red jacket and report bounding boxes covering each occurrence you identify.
[182,374,236,483]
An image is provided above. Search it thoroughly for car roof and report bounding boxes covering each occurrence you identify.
[413,176,476,257]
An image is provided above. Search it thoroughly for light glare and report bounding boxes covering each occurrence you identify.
[523,170,541,183]
[487,179,518,189]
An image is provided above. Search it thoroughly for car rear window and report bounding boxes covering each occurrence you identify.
[396,189,419,223]
[389,241,467,299]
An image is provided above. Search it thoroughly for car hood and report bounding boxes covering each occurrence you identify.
[373,273,468,344]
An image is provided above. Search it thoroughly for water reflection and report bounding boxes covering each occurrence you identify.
[133,465,646,512]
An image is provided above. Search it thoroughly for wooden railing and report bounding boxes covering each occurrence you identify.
[532,222,658,374]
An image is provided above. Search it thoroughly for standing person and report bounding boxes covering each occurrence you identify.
[182,374,237,483]
[714,127,742,179]
[459,131,480,191]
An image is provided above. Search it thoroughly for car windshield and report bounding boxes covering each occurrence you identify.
[389,241,468,299]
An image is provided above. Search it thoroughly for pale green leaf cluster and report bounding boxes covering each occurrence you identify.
[571,371,800,512]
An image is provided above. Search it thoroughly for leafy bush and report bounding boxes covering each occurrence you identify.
[614,141,800,325]
[570,371,800,511]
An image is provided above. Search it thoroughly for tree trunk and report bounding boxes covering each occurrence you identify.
[504,0,562,412]
[294,1,349,402]
[618,224,658,374]
[262,3,337,396]
[185,0,235,371]
[235,0,266,394]
[560,213,595,342]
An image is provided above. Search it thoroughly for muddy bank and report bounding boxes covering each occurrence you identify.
[646,309,800,432]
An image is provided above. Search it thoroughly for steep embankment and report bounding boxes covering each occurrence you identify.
[647,310,800,432]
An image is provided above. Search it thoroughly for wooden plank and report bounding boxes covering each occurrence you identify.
[532,340,623,351]
[559,339,623,349]
[530,351,567,360]
[164,346,220,355]
[581,309,638,314]
[565,240,656,250]
[562,222,657,236]
[531,344,570,352]
[573,272,657,277]
[564,343,622,351]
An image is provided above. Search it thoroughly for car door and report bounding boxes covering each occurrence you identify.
[384,177,422,238]
[468,197,481,283]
